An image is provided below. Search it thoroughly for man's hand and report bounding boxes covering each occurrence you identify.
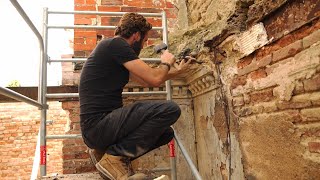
[173,56,193,73]
[160,50,175,65]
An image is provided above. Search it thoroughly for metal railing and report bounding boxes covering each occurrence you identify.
[3,1,202,180]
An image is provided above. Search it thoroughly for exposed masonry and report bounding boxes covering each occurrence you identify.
[1,0,319,179]
[53,0,320,179]
[232,41,320,99]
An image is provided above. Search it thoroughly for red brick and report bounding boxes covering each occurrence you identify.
[85,0,96,5]
[63,154,75,160]
[250,88,274,103]
[75,0,85,5]
[231,75,247,89]
[276,34,295,48]
[248,69,267,81]
[62,101,80,110]
[85,37,97,45]
[146,17,162,27]
[272,40,303,62]
[75,152,90,159]
[303,74,320,92]
[101,16,121,26]
[74,30,96,38]
[121,6,162,13]
[238,55,271,76]
[166,1,174,8]
[98,6,121,12]
[74,14,96,19]
[74,18,92,25]
[308,142,320,153]
[74,5,96,11]
[256,45,279,61]
[0,102,70,179]
[74,37,85,44]
[237,55,253,69]
[63,169,76,174]
[102,0,123,5]
[124,0,166,8]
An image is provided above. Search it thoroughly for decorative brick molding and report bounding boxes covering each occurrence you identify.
[185,67,218,97]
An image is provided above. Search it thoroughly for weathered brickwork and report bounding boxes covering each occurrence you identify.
[60,101,94,174]
[2,0,320,179]
[229,15,320,180]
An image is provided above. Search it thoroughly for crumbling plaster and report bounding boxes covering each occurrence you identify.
[141,0,320,179]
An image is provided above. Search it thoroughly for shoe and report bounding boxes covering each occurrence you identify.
[96,154,134,180]
[153,175,169,180]
[127,173,169,180]
[88,149,104,165]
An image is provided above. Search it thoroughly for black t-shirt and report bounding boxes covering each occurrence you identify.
[79,37,138,121]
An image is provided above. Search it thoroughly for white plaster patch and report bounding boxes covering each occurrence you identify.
[236,23,268,56]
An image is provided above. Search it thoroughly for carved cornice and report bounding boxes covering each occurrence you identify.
[124,66,218,98]
[188,74,218,97]
[186,66,219,97]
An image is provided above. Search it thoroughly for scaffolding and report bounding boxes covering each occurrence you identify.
[1,1,202,180]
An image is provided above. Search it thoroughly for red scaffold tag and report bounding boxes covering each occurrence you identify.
[169,139,175,157]
[40,146,46,165]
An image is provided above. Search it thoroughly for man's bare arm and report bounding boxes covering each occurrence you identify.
[123,50,174,87]
[165,58,192,80]
[129,73,150,87]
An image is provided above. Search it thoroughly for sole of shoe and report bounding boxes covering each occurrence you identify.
[89,149,99,165]
[96,162,116,180]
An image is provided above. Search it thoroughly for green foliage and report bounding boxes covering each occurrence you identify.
[7,80,21,87]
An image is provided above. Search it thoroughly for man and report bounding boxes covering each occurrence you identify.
[79,12,191,180]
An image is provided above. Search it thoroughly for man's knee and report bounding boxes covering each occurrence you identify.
[166,101,181,120]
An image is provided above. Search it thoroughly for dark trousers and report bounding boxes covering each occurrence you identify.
[81,100,181,159]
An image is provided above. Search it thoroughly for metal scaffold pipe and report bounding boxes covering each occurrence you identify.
[48,10,163,17]
[0,87,43,109]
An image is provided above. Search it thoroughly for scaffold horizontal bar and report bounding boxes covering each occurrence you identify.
[47,25,162,30]
[0,87,43,109]
[46,91,167,98]
[48,58,161,63]
[48,10,163,17]
[46,134,82,139]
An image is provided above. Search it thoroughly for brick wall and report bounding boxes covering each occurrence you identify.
[61,101,95,174]
[0,102,68,179]
[230,17,320,179]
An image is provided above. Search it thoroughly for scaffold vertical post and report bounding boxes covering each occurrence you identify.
[162,10,177,180]
[39,7,49,176]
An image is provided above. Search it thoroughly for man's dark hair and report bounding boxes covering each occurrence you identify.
[115,13,152,38]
